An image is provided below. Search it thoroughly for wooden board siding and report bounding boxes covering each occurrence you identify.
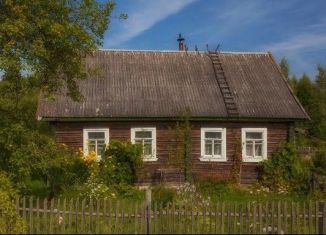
[53,121,289,184]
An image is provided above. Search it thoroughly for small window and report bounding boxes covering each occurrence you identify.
[242,128,267,162]
[131,128,157,161]
[83,128,109,160]
[200,128,226,162]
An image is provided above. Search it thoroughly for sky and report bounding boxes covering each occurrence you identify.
[103,0,326,78]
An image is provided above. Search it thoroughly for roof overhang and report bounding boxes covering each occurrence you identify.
[39,116,308,123]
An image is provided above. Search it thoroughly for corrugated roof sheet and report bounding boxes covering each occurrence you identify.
[37,50,309,120]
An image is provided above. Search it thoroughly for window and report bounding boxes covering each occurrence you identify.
[83,128,109,160]
[200,128,226,161]
[131,127,157,161]
[242,128,267,162]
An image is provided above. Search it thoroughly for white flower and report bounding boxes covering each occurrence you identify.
[58,216,63,225]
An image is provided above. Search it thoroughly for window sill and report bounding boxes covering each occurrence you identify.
[143,158,158,162]
[242,157,266,163]
[199,157,226,162]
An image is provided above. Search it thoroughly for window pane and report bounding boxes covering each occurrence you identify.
[246,142,254,157]
[205,132,221,139]
[205,140,212,155]
[144,142,152,156]
[214,141,222,155]
[246,132,262,139]
[88,132,105,139]
[97,144,105,156]
[135,131,152,138]
[255,143,263,157]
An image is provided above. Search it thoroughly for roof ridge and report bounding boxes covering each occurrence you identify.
[96,48,268,55]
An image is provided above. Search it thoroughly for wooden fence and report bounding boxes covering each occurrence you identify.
[15,196,326,234]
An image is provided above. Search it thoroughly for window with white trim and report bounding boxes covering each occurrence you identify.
[200,128,226,161]
[131,127,157,161]
[83,128,109,160]
[242,128,267,162]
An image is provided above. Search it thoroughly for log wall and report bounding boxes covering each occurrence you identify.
[53,121,290,184]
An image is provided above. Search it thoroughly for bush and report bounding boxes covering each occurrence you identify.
[0,125,89,196]
[21,179,48,198]
[312,150,326,176]
[0,172,27,234]
[311,150,326,194]
[196,178,230,196]
[259,144,312,193]
[101,140,143,185]
[152,185,176,207]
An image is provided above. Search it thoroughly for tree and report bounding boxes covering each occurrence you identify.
[279,57,290,79]
[295,72,326,144]
[0,0,120,196]
[296,74,317,109]
[316,64,326,91]
[0,0,115,101]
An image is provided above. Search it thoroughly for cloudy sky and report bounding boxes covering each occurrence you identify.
[103,0,326,78]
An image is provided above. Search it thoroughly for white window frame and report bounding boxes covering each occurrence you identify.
[131,127,157,162]
[83,128,109,160]
[200,128,227,162]
[241,128,267,162]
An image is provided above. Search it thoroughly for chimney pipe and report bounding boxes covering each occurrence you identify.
[177,33,185,51]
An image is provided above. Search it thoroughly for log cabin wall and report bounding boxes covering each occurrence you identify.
[53,121,290,184]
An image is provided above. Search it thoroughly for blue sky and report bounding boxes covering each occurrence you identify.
[103,0,326,78]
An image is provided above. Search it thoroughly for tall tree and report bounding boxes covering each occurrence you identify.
[279,57,290,79]
[0,0,115,101]
[316,64,326,91]
[0,0,120,193]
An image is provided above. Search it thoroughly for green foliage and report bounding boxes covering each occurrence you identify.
[312,150,326,176]
[230,140,242,183]
[172,109,193,182]
[0,0,115,100]
[259,144,312,193]
[279,57,290,79]
[152,185,176,207]
[101,140,143,185]
[316,64,326,90]
[289,66,326,145]
[0,125,89,195]
[0,172,27,234]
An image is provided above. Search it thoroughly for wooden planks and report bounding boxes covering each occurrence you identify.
[16,198,326,234]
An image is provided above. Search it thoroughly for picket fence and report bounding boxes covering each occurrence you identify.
[15,196,326,234]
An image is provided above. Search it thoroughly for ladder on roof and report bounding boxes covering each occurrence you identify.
[208,52,239,117]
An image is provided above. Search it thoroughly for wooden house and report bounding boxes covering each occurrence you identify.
[37,49,309,184]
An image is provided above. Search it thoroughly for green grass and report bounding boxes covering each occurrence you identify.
[195,180,320,203]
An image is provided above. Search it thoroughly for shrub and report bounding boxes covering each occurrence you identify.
[196,178,230,196]
[101,140,143,185]
[312,150,326,176]
[259,144,312,193]
[152,185,176,207]
[311,150,326,193]
[0,172,27,234]
[21,179,48,198]
[1,126,89,196]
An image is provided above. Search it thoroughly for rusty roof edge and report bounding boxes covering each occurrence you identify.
[267,52,310,121]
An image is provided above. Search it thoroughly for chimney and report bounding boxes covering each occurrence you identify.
[177,33,185,51]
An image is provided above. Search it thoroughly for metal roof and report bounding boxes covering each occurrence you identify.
[37,50,309,120]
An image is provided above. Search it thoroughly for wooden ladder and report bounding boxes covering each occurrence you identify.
[208,52,239,117]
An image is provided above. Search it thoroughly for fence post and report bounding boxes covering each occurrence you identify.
[319,201,325,234]
[146,187,152,235]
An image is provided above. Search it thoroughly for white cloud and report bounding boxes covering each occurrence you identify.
[262,32,326,53]
[105,0,196,47]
